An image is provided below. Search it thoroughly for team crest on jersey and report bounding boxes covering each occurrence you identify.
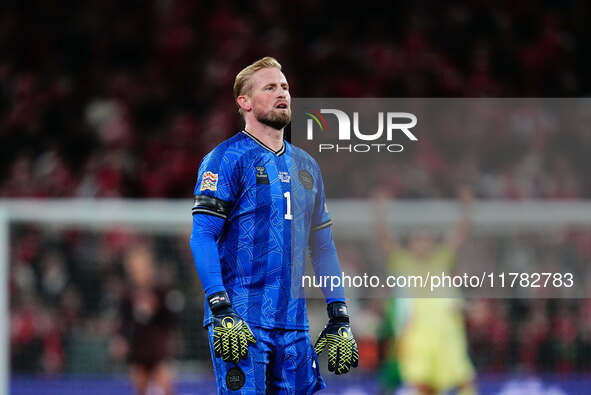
[278,171,290,183]
[200,171,218,191]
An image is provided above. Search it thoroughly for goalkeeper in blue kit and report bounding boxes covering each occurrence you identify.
[190,57,358,394]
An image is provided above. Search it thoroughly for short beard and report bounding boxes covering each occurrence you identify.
[256,109,291,130]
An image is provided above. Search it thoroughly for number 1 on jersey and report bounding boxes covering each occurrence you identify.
[283,191,293,220]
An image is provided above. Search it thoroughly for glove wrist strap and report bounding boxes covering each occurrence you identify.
[208,291,232,314]
[327,301,349,323]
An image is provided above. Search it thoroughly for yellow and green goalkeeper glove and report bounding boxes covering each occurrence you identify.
[208,291,256,363]
[314,301,359,375]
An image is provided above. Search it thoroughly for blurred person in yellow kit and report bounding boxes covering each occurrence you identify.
[375,186,476,395]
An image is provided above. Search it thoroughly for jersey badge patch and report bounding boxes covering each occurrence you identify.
[256,166,269,184]
[200,171,219,191]
[226,367,245,390]
[298,170,314,190]
[278,171,290,183]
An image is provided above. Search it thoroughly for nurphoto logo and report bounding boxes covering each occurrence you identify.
[305,109,418,153]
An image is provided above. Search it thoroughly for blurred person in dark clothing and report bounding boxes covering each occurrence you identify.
[11,293,48,373]
[113,245,179,395]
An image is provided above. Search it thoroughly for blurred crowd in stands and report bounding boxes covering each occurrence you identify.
[1,1,590,199]
[9,225,203,375]
[10,224,591,375]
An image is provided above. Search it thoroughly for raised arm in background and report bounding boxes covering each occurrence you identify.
[444,185,474,253]
[373,190,398,258]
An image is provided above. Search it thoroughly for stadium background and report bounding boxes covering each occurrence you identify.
[3,1,591,394]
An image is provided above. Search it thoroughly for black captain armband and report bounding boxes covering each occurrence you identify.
[192,195,233,219]
[311,219,333,232]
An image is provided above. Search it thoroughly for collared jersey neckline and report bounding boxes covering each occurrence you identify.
[241,130,286,156]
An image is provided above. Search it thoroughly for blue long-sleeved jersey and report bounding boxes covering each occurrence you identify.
[190,130,344,330]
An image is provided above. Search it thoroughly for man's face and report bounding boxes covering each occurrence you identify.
[127,246,155,287]
[247,67,291,130]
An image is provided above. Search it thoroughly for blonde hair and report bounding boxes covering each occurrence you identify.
[233,56,282,115]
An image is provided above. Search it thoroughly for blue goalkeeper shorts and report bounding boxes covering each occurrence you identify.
[207,324,326,394]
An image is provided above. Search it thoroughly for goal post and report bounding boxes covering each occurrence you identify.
[0,206,8,395]
[4,198,591,234]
